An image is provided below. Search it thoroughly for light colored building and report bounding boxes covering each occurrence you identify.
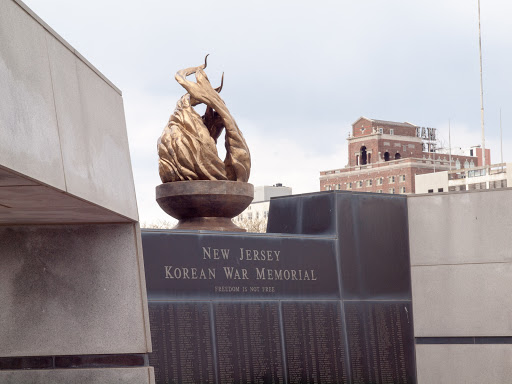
[236,184,292,225]
[415,163,511,194]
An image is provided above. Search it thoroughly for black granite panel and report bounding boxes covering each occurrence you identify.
[148,302,215,384]
[416,336,512,344]
[474,336,512,344]
[0,356,53,370]
[267,192,336,235]
[214,302,284,384]
[345,301,416,384]
[55,354,145,368]
[143,232,339,300]
[338,193,412,300]
[281,301,348,384]
[415,337,474,344]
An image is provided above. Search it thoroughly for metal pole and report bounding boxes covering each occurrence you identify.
[449,119,452,171]
[478,0,486,170]
[500,108,503,165]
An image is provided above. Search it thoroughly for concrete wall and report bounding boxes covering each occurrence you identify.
[408,188,512,383]
[0,0,137,221]
[0,1,152,382]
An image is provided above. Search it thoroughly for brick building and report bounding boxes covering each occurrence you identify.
[320,117,491,194]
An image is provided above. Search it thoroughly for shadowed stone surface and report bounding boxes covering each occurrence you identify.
[0,224,149,357]
[0,367,155,384]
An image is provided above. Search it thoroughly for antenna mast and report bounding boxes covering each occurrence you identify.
[449,119,452,171]
[478,0,486,168]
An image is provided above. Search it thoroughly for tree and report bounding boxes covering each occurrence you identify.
[234,217,267,233]
[141,218,176,229]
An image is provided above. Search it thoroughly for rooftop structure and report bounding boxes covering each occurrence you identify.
[320,117,491,194]
[415,163,511,194]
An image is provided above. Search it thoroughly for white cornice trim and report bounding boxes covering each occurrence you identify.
[347,134,423,144]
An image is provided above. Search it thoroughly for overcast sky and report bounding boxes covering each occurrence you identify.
[23,0,512,223]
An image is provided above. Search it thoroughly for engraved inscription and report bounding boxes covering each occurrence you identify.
[282,301,348,384]
[215,302,284,383]
[148,302,214,383]
[346,302,415,384]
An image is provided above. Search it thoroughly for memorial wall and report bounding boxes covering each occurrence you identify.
[143,191,417,383]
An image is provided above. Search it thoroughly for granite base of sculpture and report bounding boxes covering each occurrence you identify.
[156,180,253,231]
[157,56,253,232]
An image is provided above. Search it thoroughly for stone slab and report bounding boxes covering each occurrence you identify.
[408,189,512,265]
[0,181,131,224]
[268,192,412,300]
[0,224,150,356]
[416,344,512,384]
[143,231,339,300]
[0,167,37,187]
[0,367,154,384]
[0,0,65,190]
[46,34,137,220]
[411,262,512,336]
[0,0,138,220]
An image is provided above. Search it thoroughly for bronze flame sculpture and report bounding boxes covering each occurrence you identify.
[156,56,254,231]
[158,55,251,183]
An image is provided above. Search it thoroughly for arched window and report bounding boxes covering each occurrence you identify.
[360,146,368,165]
[464,160,469,169]
[456,159,461,169]
[384,152,390,162]
[395,153,401,160]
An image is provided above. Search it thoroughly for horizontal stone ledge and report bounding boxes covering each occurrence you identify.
[416,336,512,345]
[0,354,148,370]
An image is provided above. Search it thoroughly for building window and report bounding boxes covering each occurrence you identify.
[256,212,259,219]
[347,182,352,190]
[400,186,406,194]
[366,179,372,187]
[378,128,383,134]
[390,129,394,135]
[336,183,341,190]
[389,188,395,194]
[395,152,401,160]
[377,177,383,185]
[428,189,434,193]
[384,151,390,161]
[438,188,444,192]
[248,212,253,220]
[400,175,406,182]
[377,189,383,193]
[360,146,368,165]
[388,175,395,183]
[357,180,363,188]
[264,211,268,218]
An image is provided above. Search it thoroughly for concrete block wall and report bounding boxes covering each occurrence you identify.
[408,188,512,383]
[0,0,153,382]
